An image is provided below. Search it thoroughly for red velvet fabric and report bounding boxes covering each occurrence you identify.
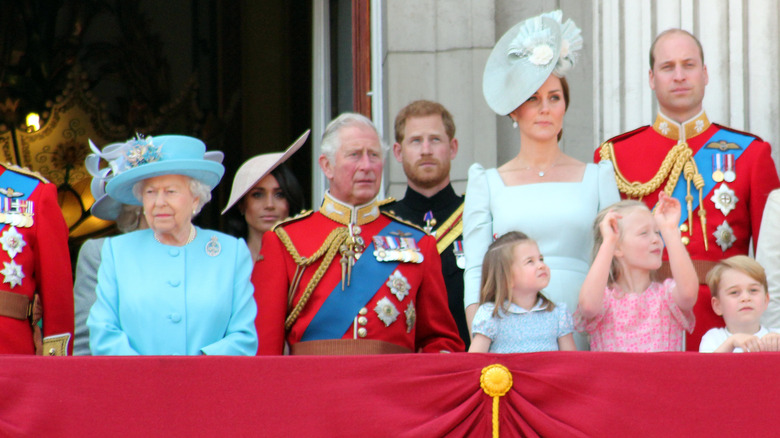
[1,352,777,437]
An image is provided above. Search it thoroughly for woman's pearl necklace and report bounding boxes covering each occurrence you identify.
[154,225,196,246]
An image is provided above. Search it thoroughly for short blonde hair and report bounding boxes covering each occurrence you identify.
[479,231,554,317]
[706,255,768,298]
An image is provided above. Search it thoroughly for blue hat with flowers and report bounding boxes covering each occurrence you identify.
[482,10,582,116]
[103,135,225,206]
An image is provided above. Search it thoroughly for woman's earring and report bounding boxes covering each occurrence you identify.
[512,120,518,129]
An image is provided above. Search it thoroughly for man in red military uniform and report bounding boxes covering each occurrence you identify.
[253,113,464,355]
[596,29,780,350]
[0,163,74,355]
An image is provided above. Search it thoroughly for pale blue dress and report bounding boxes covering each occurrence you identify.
[88,227,258,356]
[463,161,620,350]
[472,300,573,353]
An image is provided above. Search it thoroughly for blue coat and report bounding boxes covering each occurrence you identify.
[88,227,258,355]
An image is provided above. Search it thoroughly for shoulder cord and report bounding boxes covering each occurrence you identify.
[600,140,708,249]
[274,226,350,330]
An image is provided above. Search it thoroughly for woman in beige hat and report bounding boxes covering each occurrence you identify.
[464,10,620,350]
[223,131,309,262]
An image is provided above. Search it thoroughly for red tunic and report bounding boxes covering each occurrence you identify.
[596,113,780,350]
[0,166,74,354]
[253,196,464,355]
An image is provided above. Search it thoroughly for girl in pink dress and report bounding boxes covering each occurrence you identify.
[575,192,699,351]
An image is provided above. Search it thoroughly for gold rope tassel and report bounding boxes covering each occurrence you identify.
[480,364,513,438]
[690,163,709,251]
[683,160,695,233]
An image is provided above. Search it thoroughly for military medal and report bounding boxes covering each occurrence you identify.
[372,232,424,264]
[1,260,24,288]
[0,226,26,259]
[713,221,737,252]
[453,240,465,270]
[724,154,736,183]
[405,302,416,334]
[711,154,724,183]
[374,296,399,327]
[386,270,411,301]
[0,198,34,228]
[423,211,436,235]
[0,187,23,198]
[205,236,221,256]
[711,184,738,216]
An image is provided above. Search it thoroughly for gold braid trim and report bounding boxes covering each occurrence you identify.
[275,226,350,330]
[599,140,691,199]
[1,162,50,183]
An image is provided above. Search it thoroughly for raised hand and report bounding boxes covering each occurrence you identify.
[653,192,681,231]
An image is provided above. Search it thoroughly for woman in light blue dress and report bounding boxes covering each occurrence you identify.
[464,11,619,349]
[87,135,258,355]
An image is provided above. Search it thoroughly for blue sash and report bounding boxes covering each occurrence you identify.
[671,129,753,226]
[301,221,424,341]
[0,170,38,201]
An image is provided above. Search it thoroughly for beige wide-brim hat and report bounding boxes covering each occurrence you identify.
[221,129,310,214]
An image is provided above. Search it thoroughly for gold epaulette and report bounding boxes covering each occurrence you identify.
[378,197,396,206]
[271,209,313,232]
[1,162,50,183]
[380,210,427,234]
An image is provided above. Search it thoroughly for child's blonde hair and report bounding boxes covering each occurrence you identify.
[706,255,768,298]
[479,231,554,317]
[591,200,650,285]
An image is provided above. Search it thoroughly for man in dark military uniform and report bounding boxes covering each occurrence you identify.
[381,100,469,347]
[596,29,780,350]
[254,112,464,355]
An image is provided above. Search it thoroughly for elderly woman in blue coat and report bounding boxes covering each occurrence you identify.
[87,135,258,355]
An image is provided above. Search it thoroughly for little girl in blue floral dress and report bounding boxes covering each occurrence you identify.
[468,231,576,353]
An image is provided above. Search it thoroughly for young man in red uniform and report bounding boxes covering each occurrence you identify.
[0,164,74,355]
[253,113,464,355]
[596,29,780,350]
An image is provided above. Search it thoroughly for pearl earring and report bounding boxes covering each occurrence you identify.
[512,120,518,129]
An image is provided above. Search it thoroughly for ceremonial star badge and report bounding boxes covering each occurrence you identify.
[1,260,24,288]
[374,297,399,327]
[386,270,411,301]
[0,226,26,259]
[711,184,738,216]
[713,221,737,252]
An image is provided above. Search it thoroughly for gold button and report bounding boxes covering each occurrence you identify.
[681,236,690,245]
[357,316,368,325]
[358,307,368,316]
[679,223,689,233]
[357,327,367,338]
[48,348,56,356]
